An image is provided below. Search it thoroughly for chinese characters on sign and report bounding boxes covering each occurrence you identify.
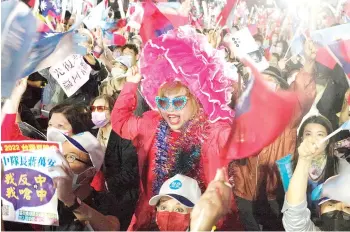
[49,54,92,97]
[1,141,61,154]
[1,141,62,226]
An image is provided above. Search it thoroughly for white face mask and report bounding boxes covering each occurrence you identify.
[71,167,96,191]
[91,112,109,128]
[47,127,70,142]
[111,67,126,79]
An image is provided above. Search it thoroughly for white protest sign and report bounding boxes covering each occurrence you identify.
[49,54,91,97]
[227,27,269,71]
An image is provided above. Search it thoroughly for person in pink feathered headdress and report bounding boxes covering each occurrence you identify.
[111,25,240,230]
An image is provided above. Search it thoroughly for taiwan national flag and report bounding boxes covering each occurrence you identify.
[139,1,174,43]
[217,0,238,26]
[315,47,337,70]
[40,0,62,18]
[328,39,350,85]
[221,58,298,162]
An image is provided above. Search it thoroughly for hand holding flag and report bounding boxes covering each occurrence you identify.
[222,56,298,161]
[319,120,350,145]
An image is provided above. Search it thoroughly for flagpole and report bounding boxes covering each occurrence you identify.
[201,1,209,28]
[283,22,303,59]
[33,0,40,13]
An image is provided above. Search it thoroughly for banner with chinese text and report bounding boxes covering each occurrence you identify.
[1,141,62,225]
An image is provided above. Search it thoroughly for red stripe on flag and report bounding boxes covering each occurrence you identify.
[139,1,173,42]
[316,47,337,70]
[340,39,350,63]
[217,0,237,27]
[221,59,298,161]
[27,0,35,8]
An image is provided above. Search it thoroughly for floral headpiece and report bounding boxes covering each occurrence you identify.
[140,26,237,122]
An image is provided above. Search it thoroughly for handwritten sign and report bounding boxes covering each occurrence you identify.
[1,141,62,226]
[49,54,91,97]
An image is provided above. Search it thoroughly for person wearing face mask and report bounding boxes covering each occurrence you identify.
[282,116,350,231]
[149,174,201,231]
[42,131,120,231]
[2,78,92,142]
[230,41,317,231]
[99,55,132,97]
[1,78,109,195]
[47,103,92,140]
[90,95,115,147]
[90,94,141,230]
[111,26,292,230]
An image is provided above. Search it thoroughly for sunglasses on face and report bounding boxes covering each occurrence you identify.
[155,96,188,111]
[64,153,92,166]
[90,106,109,112]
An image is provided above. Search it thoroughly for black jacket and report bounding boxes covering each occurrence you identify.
[104,130,140,231]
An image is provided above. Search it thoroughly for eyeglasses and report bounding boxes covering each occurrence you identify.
[90,106,109,112]
[155,96,188,111]
[64,153,92,166]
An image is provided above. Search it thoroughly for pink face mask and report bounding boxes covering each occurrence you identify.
[91,112,109,128]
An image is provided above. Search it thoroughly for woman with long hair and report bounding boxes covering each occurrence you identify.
[288,115,349,224]
[283,115,350,231]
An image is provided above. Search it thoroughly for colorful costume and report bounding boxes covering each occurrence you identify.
[111,26,240,230]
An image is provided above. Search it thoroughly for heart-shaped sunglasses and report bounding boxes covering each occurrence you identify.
[155,96,188,111]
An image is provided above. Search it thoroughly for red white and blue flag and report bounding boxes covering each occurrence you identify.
[221,58,298,161]
[39,0,62,17]
[139,1,174,43]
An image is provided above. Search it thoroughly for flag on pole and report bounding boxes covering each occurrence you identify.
[315,47,337,70]
[39,0,62,17]
[139,1,174,43]
[217,0,238,27]
[221,58,298,162]
[1,1,38,97]
[83,0,108,30]
[328,39,350,80]
[311,24,350,46]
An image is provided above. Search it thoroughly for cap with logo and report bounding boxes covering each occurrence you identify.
[149,174,202,208]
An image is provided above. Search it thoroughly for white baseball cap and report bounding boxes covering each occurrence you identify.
[149,174,202,208]
[56,132,105,171]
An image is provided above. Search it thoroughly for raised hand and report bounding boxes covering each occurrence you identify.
[190,168,232,231]
[126,66,142,84]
